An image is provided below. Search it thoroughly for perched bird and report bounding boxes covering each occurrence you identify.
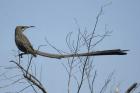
[15,26,37,57]
[14,26,128,59]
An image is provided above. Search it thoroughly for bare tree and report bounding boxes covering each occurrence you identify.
[62,6,117,93]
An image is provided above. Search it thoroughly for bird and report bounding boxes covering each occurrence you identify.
[15,26,128,59]
[15,26,37,57]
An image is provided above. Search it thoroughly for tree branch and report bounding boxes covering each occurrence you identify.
[125,83,138,93]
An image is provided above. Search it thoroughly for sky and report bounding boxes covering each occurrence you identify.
[0,0,140,93]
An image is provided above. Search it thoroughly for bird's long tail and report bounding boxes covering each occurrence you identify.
[35,49,129,59]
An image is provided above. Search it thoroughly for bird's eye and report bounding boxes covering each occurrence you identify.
[21,27,25,30]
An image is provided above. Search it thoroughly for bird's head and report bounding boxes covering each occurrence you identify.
[16,26,35,32]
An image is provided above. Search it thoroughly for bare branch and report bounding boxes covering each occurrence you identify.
[17,85,32,93]
[10,59,48,93]
[125,83,138,93]
[100,72,114,93]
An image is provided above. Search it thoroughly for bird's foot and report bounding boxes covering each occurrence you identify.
[19,53,25,58]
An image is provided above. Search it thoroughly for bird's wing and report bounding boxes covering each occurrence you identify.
[22,35,35,51]
[16,34,35,53]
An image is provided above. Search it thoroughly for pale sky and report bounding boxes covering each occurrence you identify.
[0,0,140,93]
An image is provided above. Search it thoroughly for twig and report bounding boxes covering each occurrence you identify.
[10,60,47,93]
[125,83,138,93]
[100,72,114,93]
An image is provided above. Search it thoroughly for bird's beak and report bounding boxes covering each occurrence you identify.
[24,26,35,30]
[28,26,35,28]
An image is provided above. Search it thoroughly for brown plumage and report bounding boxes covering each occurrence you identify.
[15,26,37,57]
